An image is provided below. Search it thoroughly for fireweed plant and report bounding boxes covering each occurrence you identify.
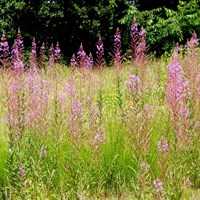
[0,24,199,199]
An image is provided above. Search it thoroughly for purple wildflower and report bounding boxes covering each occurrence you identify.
[26,76,49,126]
[31,37,37,57]
[77,43,86,58]
[184,45,188,51]
[153,179,163,194]
[96,36,105,69]
[135,26,147,65]
[70,53,77,68]
[11,42,24,73]
[113,28,122,68]
[77,43,86,68]
[166,52,189,143]
[85,52,94,68]
[40,42,45,54]
[39,42,45,68]
[175,42,180,53]
[96,37,104,55]
[0,33,10,60]
[16,28,25,56]
[94,133,105,148]
[131,19,138,34]
[190,31,198,48]
[166,54,186,108]
[126,75,140,96]
[158,136,169,153]
[49,43,54,66]
[71,102,82,121]
[130,19,139,61]
[54,41,61,63]
[139,26,146,36]
[114,27,121,44]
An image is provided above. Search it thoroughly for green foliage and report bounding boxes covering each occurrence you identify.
[120,0,200,54]
[0,50,200,198]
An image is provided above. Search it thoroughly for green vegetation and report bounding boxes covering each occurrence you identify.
[0,49,199,198]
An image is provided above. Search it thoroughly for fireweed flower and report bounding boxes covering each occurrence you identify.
[77,43,87,68]
[40,42,45,55]
[77,43,86,58]
[96,37,104,55]
[130,19,139,61]
[31,37,37,57]
[11,42,24,73]
[88,52,94,68]
[190,31,198,48]
[166,54,187,109]
[26,75,49,126]
[39,42,45,68]
[135,26,147,65]
[113,28,122,67]
[54,41,61,63]
[49,43,54,66]
[129,20,147,66]
[139,26,146,36]
[175,42,180,53]
[85,52,94,68]
[71,102,82,121]
[94,133,106,148]
[66,77,76,96]
[96,36,104,68]
[184,44,189,51]
[11,42,17,62]
[70,53,77,68]
[166,52,189,142]
[16,28,25,56]
[130,19,138,36]
[158,136,169,153]
[126,75,140,96]
[114,28,121,44]
[69,101,83,138]
[0,33,10,60]
[153,179,163,194]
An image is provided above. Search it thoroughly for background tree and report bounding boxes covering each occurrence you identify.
[0,0,199,61]
[120,0,200,54]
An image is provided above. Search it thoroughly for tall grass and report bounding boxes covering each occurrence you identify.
[0,45,199,199]
[0,26,199,199]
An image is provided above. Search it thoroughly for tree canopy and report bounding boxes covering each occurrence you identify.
[0,0,199,61]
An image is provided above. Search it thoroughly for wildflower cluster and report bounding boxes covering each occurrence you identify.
[71,43,93,68]
[113,28,122,68]
[166,51,189,144]
[129,20,147,65]
[0,33,10,62]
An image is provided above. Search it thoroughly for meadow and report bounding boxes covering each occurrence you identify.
[0,26,199,199]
